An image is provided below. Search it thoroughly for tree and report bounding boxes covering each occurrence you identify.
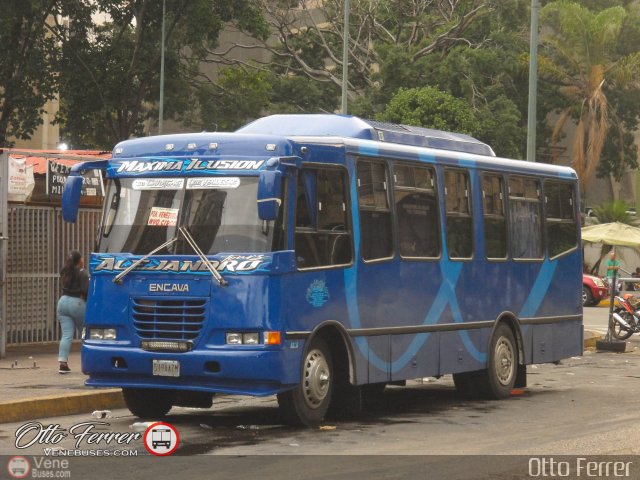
[539,1,640,192]
[51,0,268,148]
[203,0,534,158]
[0,1,60,146]
[204,1,501,108]
[194,67,272,132]
[379,86,479,134]
[593,199,636,225]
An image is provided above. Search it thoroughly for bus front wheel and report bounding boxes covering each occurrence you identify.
[277,337,333,426]
[122,388,175,418]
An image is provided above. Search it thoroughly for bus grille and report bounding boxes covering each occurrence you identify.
[132,298,206,341]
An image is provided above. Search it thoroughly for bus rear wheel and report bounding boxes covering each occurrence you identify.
[455,324,518,399]
[122,388,175,418]
[477,323,518,399]
[277,337,333,426]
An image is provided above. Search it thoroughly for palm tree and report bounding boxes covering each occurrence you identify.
[592,199,636,226]
[539,1,640,192]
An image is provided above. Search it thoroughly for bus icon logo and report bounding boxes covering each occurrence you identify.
[143,422,180,456]
[7,456,30,479]
[152,428,171,448]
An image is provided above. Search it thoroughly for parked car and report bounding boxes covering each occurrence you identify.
[583,273,609,306]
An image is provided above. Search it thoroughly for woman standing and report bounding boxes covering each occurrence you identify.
[57,250,89,374]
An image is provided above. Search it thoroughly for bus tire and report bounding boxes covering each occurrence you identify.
[122,388,175,418]
[476,323,518,399]
[277,337,333,426]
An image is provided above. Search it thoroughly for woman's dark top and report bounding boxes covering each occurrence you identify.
[62,267,89,299]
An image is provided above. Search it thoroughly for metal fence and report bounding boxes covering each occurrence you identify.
[5,205,101,345]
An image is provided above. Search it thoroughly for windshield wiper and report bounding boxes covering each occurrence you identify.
[178,226,228,287]
[113,235,179,285]
[112,227,228,287]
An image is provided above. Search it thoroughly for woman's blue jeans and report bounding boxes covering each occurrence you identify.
[57,295,86,362]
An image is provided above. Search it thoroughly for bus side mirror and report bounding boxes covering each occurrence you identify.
[62,175,83,223]
[257,170,282,221]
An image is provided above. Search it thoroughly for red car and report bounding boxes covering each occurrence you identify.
[582,273,609,306]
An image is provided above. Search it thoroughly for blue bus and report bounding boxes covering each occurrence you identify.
[62,114,583,426]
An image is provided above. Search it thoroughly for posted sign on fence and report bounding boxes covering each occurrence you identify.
[47,160,104,196]
[8,156,35,202]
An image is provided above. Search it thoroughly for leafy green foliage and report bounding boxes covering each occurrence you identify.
[379,87,479,135]
[195,67,272,132]
[0,0,60,146]
[593,200,635,225]
[55,0,268,148]
[539,1,640,188]
[218,0,537,158]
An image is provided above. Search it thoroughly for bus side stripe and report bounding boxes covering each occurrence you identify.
[519,259,557,319]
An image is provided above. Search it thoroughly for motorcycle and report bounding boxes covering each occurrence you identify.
[611,294,640,340]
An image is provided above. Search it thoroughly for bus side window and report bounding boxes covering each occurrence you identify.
[508,176,543,260]
[295,167,352,269]
[394,164,440,258]
[444,169,473,259]
[545,181,577,258]
[357,160,393,261]
[482,173,507,259]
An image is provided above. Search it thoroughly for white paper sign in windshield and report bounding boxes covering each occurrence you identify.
[186,177,241,189]
[148,207,179,226]
[133,179,184,190]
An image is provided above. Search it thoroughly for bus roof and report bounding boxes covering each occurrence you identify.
[238,114,495,157]
[108,114,576,180]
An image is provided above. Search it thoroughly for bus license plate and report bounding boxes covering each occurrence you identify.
[152,360,180,377]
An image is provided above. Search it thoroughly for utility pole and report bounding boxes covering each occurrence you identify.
[341,0,350,115]
[526,0,540,162]
[159,0,166,134]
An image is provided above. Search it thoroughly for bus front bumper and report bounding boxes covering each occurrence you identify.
[81,343,302,397]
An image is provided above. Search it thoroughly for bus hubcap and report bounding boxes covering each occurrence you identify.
[495,337,514,386]
[303,349,330,409]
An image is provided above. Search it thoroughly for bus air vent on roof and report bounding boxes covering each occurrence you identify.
[236,114,495,157]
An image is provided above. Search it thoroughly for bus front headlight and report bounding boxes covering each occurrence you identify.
[88,328,117,340]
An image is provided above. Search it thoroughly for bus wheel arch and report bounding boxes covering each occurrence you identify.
[310,321,357,385]
[312,322,362,418]
[454,314,524,399]
[278,321,355,425]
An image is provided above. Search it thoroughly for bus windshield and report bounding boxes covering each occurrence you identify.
[97,176,282,255]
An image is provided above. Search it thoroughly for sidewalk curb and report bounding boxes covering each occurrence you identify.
[584,329,604,349]
[0,389,125,424]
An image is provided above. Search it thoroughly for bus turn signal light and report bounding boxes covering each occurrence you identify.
[264,331,281,345]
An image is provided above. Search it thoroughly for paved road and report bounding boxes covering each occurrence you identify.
[3,310,640,478]
[584,305,623,335]
[3,342,640,479]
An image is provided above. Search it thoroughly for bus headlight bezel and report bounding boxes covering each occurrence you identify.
[88,328,117,340]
